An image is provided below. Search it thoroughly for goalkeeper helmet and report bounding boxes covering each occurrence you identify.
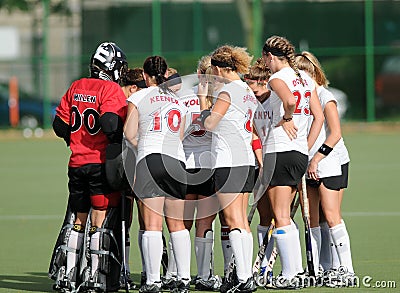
[90,42,128,84]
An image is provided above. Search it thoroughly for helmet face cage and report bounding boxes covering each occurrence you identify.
[90,42,128,84]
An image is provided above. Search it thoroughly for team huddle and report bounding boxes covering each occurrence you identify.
[48,36,355,293]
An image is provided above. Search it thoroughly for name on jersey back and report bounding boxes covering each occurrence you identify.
[74,93,96,103]
[150,95,179,104]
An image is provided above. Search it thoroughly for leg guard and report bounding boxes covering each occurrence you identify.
[80,207,122,292]
[49,204,84,291]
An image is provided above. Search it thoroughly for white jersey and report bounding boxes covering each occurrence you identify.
[127,86,187,164]
[181,87,212,169]
[212,80,257,168]
[308,86,342,178]
[264,67,315,155]
[253,98,271,169]
[253,98,271,148]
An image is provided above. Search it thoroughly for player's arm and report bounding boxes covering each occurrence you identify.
[100,112,124,143]
[252,132,263,168]
[308,100,341,180]
[52,115,71,146]
[307,87,324,150]
[200,91,230,131]
[123,102,139,147]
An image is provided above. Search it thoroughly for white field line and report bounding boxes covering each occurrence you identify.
[0,215,62,220]
[0,212,400,220]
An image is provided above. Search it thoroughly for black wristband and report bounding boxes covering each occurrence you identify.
[283,116,293,122]
[200,109,211,125]
[318,143,333,156]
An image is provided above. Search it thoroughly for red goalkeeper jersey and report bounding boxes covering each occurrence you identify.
[56,78,127,167]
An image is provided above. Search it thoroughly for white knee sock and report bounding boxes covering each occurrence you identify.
[165,238,177,279]
[66,229,84,275]
[330,221,354,273]
[221,226,232,276]
[273,223,303,279]
[319,222,332,270]
[138,230,146,273]
[170,229,191,281]
[310,226,321,274]
[245,231,254,277]
[195,230,213,280]
[90,231,100,277]
[142,231,163,284]
[229,229,250,283]
[290,220,303,273]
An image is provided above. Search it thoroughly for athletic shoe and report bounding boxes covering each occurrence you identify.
[237,277,257,293]
[194,275,222,291]
[171,279,190,293]
[324,266,357,288]
[139,282,162,293]
[161,276,177,290]
[273,273,304,290]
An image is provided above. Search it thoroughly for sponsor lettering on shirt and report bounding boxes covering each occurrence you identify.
[74,93,96,103]
[150,95,179,104]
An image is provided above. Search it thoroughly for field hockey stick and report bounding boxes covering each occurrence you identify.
[300,175,316,277]
[161,232,169,276]
[259,193,301,287]
[248,181,267,224]
[252,218,275,278]
[253,192,301,283]
[120,191,130,293]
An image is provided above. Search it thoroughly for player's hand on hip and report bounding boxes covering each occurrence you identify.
[277,119,298,140]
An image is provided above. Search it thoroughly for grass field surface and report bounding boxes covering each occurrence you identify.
[0,124,399,292]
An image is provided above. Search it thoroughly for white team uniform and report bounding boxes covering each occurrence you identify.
[308,86,342,178]
[181,87,212,169]
[212,80,258,168]
[253,98,271,148]
[127,86,187,164]
[264,67,315,155]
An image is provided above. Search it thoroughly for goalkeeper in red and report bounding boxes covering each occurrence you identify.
[49,42,128,293]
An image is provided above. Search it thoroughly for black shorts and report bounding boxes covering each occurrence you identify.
[307,163,349,191]
[262,151,308,187]
[134,154,187,199]
[186,168,215,197]
[214,166,255,193]
[68,163,116,213]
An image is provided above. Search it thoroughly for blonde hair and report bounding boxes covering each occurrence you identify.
[211,45,253,74]
[264,35,304,86]
[167,67,178,77]
[295,51,329,87]
[197,55,211,74]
